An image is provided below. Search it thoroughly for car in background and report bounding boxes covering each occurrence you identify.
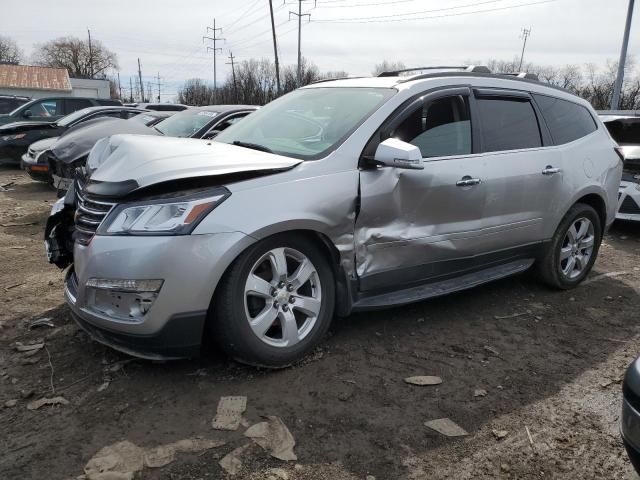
[48,105,256,194]
[125,102,189,111]
[23,111,174,186]
[599,112,640,221]
[0,96,122,127]
[622,357,640,475]
[1,106,145,164]
[0,95,30,114]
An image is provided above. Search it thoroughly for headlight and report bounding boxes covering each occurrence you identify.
[98,188,230,235]
[2,133,26,141]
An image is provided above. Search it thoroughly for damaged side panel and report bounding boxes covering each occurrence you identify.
[44,184,77,269]
[354,157,488,291]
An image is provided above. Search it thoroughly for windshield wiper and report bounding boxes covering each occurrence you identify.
[232,140,273,153]
[153,126,164,135]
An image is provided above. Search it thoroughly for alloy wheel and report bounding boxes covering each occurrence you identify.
[559,217,595,280]
[244,247,322,348]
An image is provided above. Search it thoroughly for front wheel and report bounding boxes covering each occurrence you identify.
[211,234,335,368]
[537,203,602,289]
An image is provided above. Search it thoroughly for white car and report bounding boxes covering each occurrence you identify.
[600,112,640,221]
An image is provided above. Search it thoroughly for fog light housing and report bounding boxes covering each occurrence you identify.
[85,278,163,321]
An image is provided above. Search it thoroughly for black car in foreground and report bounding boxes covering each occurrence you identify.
[48,105,257,194]
[0,106,144,164]
[23,111,174,185]
[622,358,640,473]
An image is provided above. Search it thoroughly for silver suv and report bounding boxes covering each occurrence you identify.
[46,66,623,367]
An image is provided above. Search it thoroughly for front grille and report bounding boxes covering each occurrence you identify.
[620,195,640,215]
[74,177,116,245]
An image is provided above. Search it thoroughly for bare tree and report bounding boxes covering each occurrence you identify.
[0,35,22,64]
[178,78,214,106]
[32,36,118,79]
[372,60,406,76]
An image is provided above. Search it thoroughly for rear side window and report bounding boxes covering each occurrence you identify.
[392,95,472,158]
[533,94,597,145]
[66,98,93,113]
[477,98,541,152]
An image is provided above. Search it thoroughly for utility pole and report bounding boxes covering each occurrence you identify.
[147,82,152,103]
[203,18,225,104]
[611,0,636,109]
[129,77,133,103]
[226,51,239,103]
[289,1,314,87]
[268,0,281,94]
[156,72,161,102]
[137,58,145,103]
[87,28,94,78]
[518,27,531,71]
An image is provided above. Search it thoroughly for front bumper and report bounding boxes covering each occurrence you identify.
[617,180,640,221]
[622,358,640,473]
[64,231,255,359]
[21,152,51,182]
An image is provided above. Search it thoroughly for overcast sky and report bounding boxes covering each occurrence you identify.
[2,0,638,101]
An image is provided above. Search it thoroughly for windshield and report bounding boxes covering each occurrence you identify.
[604,118,640,146]
[215,87,395,160]
[130,113,161,126]
[56,107,96,127]
[154,109,218,137]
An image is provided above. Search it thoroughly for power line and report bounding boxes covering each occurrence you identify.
[518,27,531,71]
[313,0,555,23]
[203,18,225,103]
[290,1,316,86]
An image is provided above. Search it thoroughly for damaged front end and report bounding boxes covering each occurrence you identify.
[44,181,77,269]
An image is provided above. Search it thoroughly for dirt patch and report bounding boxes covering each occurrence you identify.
[1,165,639,479]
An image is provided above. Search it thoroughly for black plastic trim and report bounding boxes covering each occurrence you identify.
[70,309,206,359]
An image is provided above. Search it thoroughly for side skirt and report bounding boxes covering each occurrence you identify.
[351,258,534,311]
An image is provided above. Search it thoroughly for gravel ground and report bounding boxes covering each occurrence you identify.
[1,164,639,480]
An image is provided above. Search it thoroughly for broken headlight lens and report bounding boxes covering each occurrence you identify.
[99,188,230,235]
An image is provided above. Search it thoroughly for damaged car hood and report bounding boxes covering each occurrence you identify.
[51,118,158,164]
[85,135,302,197]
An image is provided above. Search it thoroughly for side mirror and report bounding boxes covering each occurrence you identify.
[372,138,424,170]
[202,130,220,140]
[23,110,32,118]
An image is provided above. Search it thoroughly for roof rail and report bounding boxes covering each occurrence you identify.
[500,72,539,81]
[309,76,365,85]
[377,65,491,77]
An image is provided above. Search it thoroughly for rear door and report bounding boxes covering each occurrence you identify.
[355,87,489,292]
[473,89,561,252]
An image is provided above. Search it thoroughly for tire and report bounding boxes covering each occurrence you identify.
[537,203,602,289]
[210,233,335,368]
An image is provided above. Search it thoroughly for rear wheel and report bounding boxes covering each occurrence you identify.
[211,234,335,368]
[537,203,602,289]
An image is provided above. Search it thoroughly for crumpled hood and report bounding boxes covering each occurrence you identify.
[85,134,302,196]
[52,117,157,164]
[29,136,58,153]
[621,145,640,161]
[0,121,56,133]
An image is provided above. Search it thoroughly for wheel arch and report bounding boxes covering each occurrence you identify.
[574,192,607,235]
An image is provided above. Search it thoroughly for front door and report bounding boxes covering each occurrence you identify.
[355,88,488,293]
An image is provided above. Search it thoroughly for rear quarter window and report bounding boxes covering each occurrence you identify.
[533,94,597,145]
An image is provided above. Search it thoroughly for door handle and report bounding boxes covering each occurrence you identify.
[542,165,561,175]
[456,176,482,187]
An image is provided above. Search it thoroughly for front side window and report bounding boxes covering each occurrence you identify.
[392,95,472,158]
[533,94,596,145]
[28,99,63,117]
[215,87,396,160]
[477,98,541,152]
